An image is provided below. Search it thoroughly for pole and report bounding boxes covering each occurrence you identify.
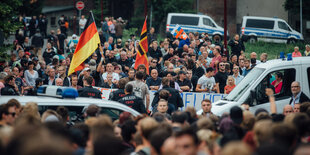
[144,0,147,17]
[101,0,103,22]
[79,10,81,35]
[300,0,302,34]
[224,0,228,55]
[150,4,153,29]
[197,0,199,13]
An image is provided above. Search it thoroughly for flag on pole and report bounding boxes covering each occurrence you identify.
[171,24,188,40]
[134,17,149,74]
[68,12,100,76]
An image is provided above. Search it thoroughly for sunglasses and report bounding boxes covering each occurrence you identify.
[7,112,16,117]
[152,61,157,63]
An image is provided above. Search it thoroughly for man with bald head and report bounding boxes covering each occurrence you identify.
[283,105,293,116]
[55,78,63,86]
[289,81,310,107]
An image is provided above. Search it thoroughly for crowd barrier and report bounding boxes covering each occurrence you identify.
[95,87,227,111]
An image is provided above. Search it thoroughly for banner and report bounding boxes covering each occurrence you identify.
[95,87,227,111]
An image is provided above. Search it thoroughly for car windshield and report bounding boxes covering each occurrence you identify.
[224,68,265,101]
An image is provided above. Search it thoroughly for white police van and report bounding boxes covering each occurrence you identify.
[0,86,140,121]
[241,16,304,44]
[166,13,226,41]
[198,56,310,116]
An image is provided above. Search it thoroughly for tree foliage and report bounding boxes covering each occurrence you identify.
[284,0,310,18]
[0,0,23,38]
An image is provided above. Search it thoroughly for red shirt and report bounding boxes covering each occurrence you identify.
[292,51,302,57]
[271,80,282,94]
[224,84,236,94]
[210,55,222,73]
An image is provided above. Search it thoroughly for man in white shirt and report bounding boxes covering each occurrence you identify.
[102,63,119,83]
[232,66,244,85]
[196,67,217,92]
[79,15,87,33]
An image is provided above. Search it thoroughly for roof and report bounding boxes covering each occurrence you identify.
[256,57,310,70]
[168,13,211,18]
[42,6,74,14]
[242,16,286,22]
[0,96,140,116]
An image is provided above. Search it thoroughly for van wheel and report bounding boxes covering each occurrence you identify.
[287,39,296,44]
[248,36,257,43]
[212,34,222,42]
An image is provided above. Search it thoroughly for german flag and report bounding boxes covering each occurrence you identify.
[68,12,100,76]
[134,17,149,74]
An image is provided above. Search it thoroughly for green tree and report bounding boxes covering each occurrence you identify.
[0,0,23,38]
[284,0,310,18]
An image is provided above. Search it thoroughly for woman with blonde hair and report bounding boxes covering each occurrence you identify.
[224,76,236,94]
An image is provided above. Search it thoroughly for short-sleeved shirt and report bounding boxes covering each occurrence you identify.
[128,80,150,103]
[215,71,228,93]
[146,77,162,89]
[197,75,216,92]
[102,72,120,82]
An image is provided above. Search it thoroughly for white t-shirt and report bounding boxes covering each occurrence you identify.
[79,18,87,29]
[197,75,216,92]
[102,72,120,82]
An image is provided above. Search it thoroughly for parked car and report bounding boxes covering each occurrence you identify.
[0,86,140,122]
[166,13,227,41]
[241,16,303,44]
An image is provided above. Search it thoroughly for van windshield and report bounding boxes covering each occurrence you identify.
[224,68,265,101]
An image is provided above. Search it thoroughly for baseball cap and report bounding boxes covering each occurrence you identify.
[33,57,39,61]
[53,55,59,60]
[25,52,31,56]
[230,106,243,125]
[178,70,186,75]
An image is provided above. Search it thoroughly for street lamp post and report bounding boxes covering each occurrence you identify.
[300,0,302,34]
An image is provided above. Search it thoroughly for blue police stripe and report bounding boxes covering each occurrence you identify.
[168,24,224,35]
[243,27,300,39]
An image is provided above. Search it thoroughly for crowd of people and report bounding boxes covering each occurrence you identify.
[0,84,310,155]
[0,14,310,155]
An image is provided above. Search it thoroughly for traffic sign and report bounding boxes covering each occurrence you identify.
[76,1,85,10]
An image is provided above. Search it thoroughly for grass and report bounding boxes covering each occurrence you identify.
[240,42,307,60]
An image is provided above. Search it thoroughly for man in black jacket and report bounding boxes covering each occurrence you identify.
[228,34,245,58]
[31,29,44,58]
[290,81,310,107]
[109,78,127,101]
[78,76,102,99]
[118,84,146,114]
[1,75,19,96]
[152,77,184,112]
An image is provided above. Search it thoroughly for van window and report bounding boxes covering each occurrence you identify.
[246,19,274,29]
[253,68,295,105]
[203,18,215,27]
[171,16,199,26]
[278,21,291,31]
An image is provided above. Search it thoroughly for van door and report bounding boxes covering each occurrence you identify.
[202,17,217,34]
[277,21,292,41]
[302,65,310,96]
[249,68,296,113]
